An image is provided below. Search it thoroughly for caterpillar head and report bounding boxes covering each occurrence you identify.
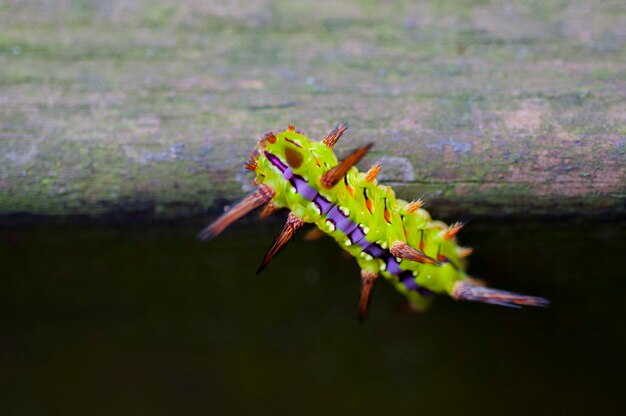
[246,123,346,174]
[247,125,338,187]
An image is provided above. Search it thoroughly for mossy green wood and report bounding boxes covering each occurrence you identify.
[1,1,624,219]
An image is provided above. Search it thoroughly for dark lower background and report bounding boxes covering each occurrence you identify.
[1,218,624,415]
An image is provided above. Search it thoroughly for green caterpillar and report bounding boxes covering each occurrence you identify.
[199,123,548,318]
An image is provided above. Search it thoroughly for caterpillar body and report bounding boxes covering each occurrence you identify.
[200,123,548,318]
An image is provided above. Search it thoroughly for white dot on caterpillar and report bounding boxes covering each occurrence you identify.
[395,257,402,263]
[380,241,388,249]
[325,220,335,232]
[360,225,370,234]
[379,262,386,271]
[344,239,352,246]
[412,271,418,277]
[339,206,350,216]
[365,254,373,261]
[310,204,321,215]
[290,186,297,193]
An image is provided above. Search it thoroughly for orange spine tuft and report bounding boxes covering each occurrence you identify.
[457,246,473,258]
[364,162,381,182]
[404,198,424,214]
[244,160,258,171]
[444,222,464,240]
[322,122,348,148]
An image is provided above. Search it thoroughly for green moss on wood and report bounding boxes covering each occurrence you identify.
[0,0,624,218]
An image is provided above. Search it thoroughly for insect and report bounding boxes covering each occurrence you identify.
[199,123,548,318]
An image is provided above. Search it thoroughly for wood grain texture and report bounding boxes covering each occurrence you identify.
[0,0,624,218]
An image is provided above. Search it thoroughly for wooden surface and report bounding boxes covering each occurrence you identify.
[0,0,624,218]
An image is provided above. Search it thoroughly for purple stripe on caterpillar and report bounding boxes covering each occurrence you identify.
[399,271,432,295]
[326,205,345,223]
[401,276,419,291]
[264,151,288,173]
[326,205,361,235]
[348,226,366,245]
[384,253,402,275]
[339,220,359,235]
[363,243,385,258]
[283,168,294,180]
[270,153,322,203]
[357,235,373,250]
[291,176,318,201]
[313,194,333,214]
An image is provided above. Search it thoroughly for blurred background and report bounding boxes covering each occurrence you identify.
[1,221,625,415]
[0,1,625,414]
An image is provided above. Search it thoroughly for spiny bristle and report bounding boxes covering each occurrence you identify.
[465,277,486,287]
[365,162,381,182]
[320,143,373,189]
[390,241,440,266]
[444,222,464,240]
[453,281,549,308]
[322,121,349,148]
[359,270,378,320]
[457,246,473,258]
[288,123,295,132]
[198,184,275,241]
[404,198,424,214]
[259,202,279,219]
[266,132,277,144]
[257,213,305,274]
[244,159,258,171]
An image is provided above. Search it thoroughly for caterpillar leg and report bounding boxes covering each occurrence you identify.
[358,270,378,320]
[452,281,549,308]
[198,184,275,240]
[403,291,435,314]
[389,279,435,314]
[257,212,305,274]
[303,227,325,241]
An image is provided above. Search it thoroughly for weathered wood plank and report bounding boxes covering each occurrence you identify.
[0,0,624,218]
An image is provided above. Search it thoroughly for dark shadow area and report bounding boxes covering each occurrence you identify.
[1,220,624,415]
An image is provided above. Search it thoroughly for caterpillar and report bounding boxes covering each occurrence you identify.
[199,123,548,318]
